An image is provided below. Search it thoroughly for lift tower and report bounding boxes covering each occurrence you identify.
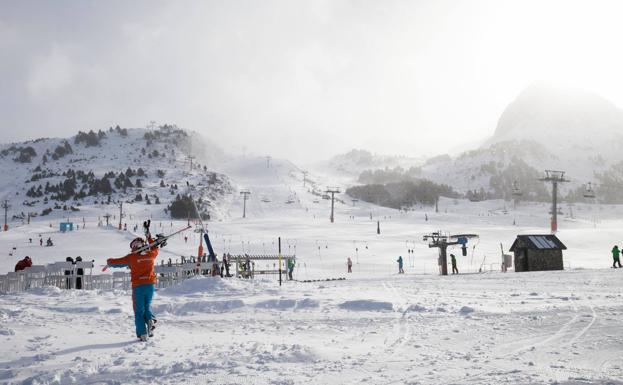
[539,170,569,233]
[2,200,9,231]
[325,187,341,223]
[240,190,251,218]
[423,232,478,275]
[118,202,124,230]
[302,171,309,187]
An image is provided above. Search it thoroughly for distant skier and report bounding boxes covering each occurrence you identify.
[287,258,296,280]
[347,257,353,273]
[451,254,459,274]
[397,256,404,274]
[46,237,53,247]
[39,238,43,246]
[612,245,622,268]
[107,220,162,341]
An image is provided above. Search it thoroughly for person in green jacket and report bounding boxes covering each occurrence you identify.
[612,245,622,268]
[287,258,296,280]
[451,254,459,274]
[397,256,404,274]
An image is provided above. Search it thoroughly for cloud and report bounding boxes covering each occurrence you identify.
[2,0,623,162]
[27,45,74,98]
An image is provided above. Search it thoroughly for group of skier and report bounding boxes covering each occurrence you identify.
[396,254,458,274]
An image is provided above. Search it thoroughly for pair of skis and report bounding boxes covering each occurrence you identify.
[102,225,191,271]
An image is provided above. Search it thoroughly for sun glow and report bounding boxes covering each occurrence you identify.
[480,0,623,98]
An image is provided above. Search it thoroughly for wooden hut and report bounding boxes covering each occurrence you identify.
[509,234,566,272]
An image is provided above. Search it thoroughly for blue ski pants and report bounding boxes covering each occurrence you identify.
[132,284,155,337]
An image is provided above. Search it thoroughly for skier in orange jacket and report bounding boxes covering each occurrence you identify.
[107,220,163,341]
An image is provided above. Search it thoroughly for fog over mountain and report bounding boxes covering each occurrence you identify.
[489,84,623,159]
[336,84,623,203]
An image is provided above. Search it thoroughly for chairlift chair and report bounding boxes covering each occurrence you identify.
[583,182,596,199]
[194,223,204,233]
[511,181,523,197]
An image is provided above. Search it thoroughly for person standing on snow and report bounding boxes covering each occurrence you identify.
[222,253,231,277]
[612,245,622,268]
[287,258,296,280]
[64,257,75,289]
[451,253,459,274]
[397,256,404,274]
[107,220,163,341]
[347,257,353,273]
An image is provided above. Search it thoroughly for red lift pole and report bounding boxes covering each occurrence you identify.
[539,170,569,233]
[2,200,9,231]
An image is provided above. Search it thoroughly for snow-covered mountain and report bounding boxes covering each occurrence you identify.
[0,125,233,222]
[337,84,623,202]
[489,84,623,154]
[422,85,623,197]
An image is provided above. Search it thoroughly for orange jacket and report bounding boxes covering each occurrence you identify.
[108,247,159,288]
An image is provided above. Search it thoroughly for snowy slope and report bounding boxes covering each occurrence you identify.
[1,130,623,384]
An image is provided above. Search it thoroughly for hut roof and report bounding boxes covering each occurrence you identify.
[509,234,567,251]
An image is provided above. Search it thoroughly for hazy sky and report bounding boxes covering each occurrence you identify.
[2,0,623,163]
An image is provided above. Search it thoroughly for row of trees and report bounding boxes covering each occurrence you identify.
[25,167,153,202]
[167,194,209,220]
[1,145,38,163]
[347,180,459,209]
[356,157,554,204]
[75,130,107,147]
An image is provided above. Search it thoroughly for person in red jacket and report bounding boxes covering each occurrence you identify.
[15,256,32,271]
[107,220,163,341]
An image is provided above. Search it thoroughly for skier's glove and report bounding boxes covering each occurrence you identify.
[143,220,151,236]
[155,233,167,248]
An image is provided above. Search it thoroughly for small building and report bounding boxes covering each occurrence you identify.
[509,234,566,272]
[59,222,74,232]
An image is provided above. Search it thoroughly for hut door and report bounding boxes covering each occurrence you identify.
[518,249,528,271]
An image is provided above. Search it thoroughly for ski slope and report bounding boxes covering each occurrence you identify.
[0,156,622,384]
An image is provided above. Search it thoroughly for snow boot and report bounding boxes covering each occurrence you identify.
[138,334,148,342]
[148,318,157,337]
